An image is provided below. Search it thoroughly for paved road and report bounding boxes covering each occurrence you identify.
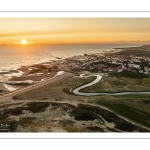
[73,74,150,96]
[0,73,149,131]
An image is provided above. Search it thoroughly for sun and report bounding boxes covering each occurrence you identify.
[21,39,27,44]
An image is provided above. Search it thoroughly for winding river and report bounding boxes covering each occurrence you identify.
[72,74,150,96]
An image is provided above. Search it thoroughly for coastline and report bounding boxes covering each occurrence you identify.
[0,44,142,93]
[1,45,150,132]
[0,59,63,92]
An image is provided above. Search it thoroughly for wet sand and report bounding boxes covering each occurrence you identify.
[0,59,62,93]
[9,72,57,82]
[8,60,61,82]
[0,83,8,91]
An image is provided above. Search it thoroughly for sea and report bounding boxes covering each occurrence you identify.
[0,43,141,87]
[0,44,142,72]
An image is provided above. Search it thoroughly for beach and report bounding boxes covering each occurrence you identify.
[0,44,140,93]
[1,45,150,132]
[1,17,150,133]
[0,59,63,92]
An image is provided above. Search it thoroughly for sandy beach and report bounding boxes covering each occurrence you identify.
[0,47,127,94]
[0,59,63,93]
[9,72,57,82]
[0,83,8,91]
[0,46,150,132]
[1,17,150,134]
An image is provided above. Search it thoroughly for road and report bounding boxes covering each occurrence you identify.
[73,74,150,96]
[0,72,149,131]
[0,72,69,101]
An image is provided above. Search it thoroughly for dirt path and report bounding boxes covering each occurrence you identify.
[0,72,149,131]
[2,98,150,131]
[0,72,70,101]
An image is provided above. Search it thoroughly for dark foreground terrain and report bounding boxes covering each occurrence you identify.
[1,47,150,132]
[0,102,149,132]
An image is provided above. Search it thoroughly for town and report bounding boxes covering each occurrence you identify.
[60,49,150,76]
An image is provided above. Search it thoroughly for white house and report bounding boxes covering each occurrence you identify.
[128,63,140,69]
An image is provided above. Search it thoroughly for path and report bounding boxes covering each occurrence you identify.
[0,72,68,101]
[72,74,150,96]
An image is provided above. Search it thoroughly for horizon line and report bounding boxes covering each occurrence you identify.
[0,42,149,46]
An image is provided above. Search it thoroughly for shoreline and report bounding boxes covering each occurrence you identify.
[0,44,143,93]
[0,59,63,92]
[1,45,150,132]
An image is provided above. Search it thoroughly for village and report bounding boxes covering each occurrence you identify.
[60,51,150,76]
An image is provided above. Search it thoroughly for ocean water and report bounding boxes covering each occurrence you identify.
[0,44,142,90]
[0,44,141,72]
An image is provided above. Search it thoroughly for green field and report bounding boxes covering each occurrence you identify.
[115,49,150,57]
[141,78,150,86]
[90,95,150,129]
[12,72,150,131]
[120,77,140,84]
[80,78,118,93]
[97,102,150,129]
[80,75,150,93]
[67,73,150,129]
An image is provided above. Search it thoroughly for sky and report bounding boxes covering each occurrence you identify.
[0,18,150,45]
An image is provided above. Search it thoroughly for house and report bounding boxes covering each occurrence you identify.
[144,71,148,74]
[103,69,108,72]
[139,70,143,73]
[121,65,125,68]
[111,60,116,64]
[118,69,123,72]
[108,68,113,72]
[144,66,148,71]
[128,63,140,69]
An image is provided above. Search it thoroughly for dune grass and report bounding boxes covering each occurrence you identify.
[97,103,150,129]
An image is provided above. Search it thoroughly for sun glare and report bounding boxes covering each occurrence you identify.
[21,39,27,44]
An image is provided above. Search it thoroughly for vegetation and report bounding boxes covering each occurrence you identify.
[141,78,150,86]
[7,83,32,86]
[9,69,150,132]
[109,71,147,79]
[120,77,140,85]
[63,88,76,95]
[112,93,150,99]
[12,75,95,100]
[0,102,50,118]
[70,106,101,121]
[141,45,150,48]
[80,78,118,93]
[115,49,150,57]
[26,102,50,113]
[78,104,149,132]
[80,75,150,93]
[97,103,150,129]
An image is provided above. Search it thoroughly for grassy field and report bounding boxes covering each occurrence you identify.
[90,95,150,129]
[115,49,150,57]
[13,74,94,101]
[120,77,140,85]
[78,103,149,131]
[81,78,118,93]
[80,75,150,93]
[141,78,150,87]
[11,72,150,131]
[97,103,150,129]
[70,74,150,129]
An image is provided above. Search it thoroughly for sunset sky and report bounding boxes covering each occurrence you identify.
[1,18,150,45]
